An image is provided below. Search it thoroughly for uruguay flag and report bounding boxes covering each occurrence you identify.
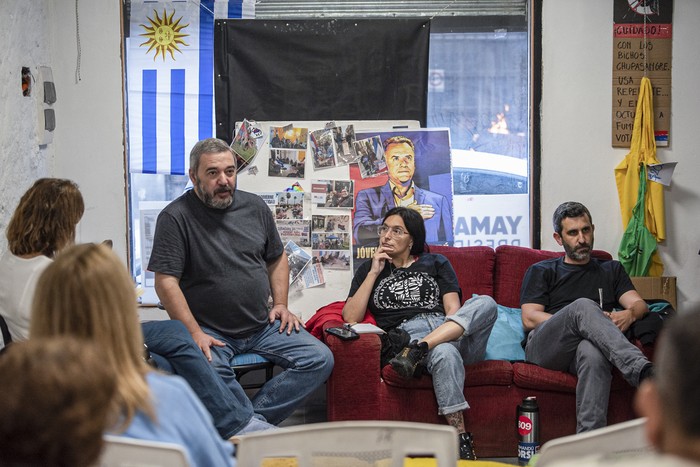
[126,0,254,175]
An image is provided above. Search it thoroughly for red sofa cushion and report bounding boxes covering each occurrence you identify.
[513,362,576,393]
[382,360,514,389]
[430,245,495,302]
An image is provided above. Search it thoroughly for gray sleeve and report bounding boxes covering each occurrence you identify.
[147,210,186,278]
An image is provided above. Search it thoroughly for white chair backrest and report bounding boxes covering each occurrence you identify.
[536,417,651,467]
[236,420,457,467]
[96,435,190,467]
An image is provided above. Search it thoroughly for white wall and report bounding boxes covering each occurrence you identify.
[48,0,128,258]
[1,0,698,311]
[541,0,700,312]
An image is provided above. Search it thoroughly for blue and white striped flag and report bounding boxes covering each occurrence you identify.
[126,0,254,175]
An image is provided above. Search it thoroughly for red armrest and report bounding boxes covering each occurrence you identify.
[323,320,383,421]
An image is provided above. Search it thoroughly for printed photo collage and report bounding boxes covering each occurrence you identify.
[260,190,353,291]
[232,120,389,183]
[238,122,446,290]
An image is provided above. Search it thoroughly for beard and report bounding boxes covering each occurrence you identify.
[563,240,593,262]
[196,180,234,209]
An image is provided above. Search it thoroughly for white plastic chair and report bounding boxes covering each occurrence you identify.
[235,420,458,467]
[97,435,190,467]
[536,417,650,467]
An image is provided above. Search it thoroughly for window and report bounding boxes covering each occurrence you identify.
[123,0,536,295]
[428,16,531,248]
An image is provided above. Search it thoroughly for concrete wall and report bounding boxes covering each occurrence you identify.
[1,0,698,311]
[0,0,127,258]
[0,1,54,253]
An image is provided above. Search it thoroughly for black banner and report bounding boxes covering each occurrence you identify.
[214,19,430,142]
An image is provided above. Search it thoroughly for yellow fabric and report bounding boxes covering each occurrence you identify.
[614,76,665,276]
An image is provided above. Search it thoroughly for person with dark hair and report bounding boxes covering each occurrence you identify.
[149,138,334,427]
[342,206,497,460]
[353,135,453,246]
[547,309,700,467]
[0,337,117,467]
[520,201,653,433]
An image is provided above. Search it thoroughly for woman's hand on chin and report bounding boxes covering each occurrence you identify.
[370,247,392,275]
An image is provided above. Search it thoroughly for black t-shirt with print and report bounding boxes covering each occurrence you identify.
[348,253,461,331]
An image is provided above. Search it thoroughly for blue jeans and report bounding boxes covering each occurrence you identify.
[524,298,650,432]
[141,320,255,438]
[397,295,497,416]
[202,321,334,425]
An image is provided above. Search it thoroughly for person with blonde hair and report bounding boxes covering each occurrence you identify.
[0,177,273,438]
[0,178,83,344]
[31,243,236,466]
[0,337,116,467]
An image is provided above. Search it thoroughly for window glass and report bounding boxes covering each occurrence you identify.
[125,6,534,291]
[428,22,530,248]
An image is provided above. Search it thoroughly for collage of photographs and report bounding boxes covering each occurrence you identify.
[231,121,454,291]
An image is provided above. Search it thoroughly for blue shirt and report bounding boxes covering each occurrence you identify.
[115,372,235,467]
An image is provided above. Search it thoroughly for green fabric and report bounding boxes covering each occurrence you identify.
[619,165,657,276]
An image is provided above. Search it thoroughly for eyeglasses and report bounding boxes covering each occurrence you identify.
[378,225,408,237]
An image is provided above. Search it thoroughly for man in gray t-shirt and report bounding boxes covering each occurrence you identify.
[148,138,333,426]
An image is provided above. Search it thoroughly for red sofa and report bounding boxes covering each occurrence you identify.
[320,245,653,457]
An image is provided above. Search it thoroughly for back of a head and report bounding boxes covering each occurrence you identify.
[30,244,142,355]
[656,310,700,438]
[0,337,116,467]
[30,243,153,425]
[6,178,84,257]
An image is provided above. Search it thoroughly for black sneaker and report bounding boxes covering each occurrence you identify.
[458,432,477,461]
[389,340,428,378]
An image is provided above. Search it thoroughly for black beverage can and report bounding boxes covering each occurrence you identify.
[517,396,540,465]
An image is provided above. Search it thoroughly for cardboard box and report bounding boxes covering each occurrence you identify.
[630,276,677,311]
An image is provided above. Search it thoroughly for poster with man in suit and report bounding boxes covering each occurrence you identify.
[351,129,453,270]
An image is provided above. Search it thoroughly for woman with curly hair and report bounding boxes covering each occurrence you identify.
[0,178,83,344]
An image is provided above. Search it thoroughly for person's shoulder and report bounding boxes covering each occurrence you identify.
[236,190,272,209]
[353,258,373,277]
[419,252,447,264]
[532,256,562,268]
[591,256,620,267]
[525,256,562,276]
[588,257,619,270]
[161,190,194,215]
[591,257,628,276]
[0,252,52,271]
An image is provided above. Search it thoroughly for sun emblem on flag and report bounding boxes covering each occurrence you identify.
[139,9,189,61]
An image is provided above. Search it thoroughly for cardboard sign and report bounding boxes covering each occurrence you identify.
[612,0,673,148]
